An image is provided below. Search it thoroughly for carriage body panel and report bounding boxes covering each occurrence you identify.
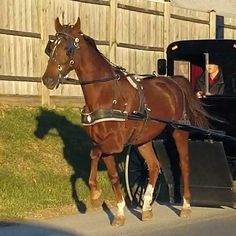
[153,139,236,208]
[160,39,236,206]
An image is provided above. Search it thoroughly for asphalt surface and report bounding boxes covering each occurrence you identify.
[1,203,236,236]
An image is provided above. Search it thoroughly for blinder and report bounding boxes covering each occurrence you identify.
[44,35,79,58]
[45,39,54,57]
[66,41,76,57]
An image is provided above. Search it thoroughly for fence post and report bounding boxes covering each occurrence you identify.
[109,0,117,63]
[39,0,50,106]
[209,10,216,39]
[163,0,171,59]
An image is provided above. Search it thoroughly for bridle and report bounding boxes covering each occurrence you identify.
[45,31,120,86]
[45,31,80,75]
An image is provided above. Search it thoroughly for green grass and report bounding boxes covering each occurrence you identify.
[0,106,126,219]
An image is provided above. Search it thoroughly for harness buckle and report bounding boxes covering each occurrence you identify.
[74,38,80,48]
[116,74,121,80]
[69,60,75,66]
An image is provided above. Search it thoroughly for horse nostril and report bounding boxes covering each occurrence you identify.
[42,76,56,89]
[42,77,47,86]
[48,77,54,84]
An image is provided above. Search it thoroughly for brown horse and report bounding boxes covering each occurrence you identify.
[42,17,209,226]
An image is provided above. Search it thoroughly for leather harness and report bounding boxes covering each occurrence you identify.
[80,73,152,126]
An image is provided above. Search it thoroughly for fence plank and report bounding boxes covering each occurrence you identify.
[40,0,50,105]
[0,0,236,106]
[109,0,117,62]
[163,1,170,58]
[210,10,216,39]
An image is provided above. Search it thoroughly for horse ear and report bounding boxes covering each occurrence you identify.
[55,17,62,32]
[73,17,81,32]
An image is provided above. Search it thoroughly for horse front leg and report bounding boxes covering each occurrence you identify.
[89,145,103,208]
[102,155,126,226]
[138,141,160,221]
[172,129,192,217]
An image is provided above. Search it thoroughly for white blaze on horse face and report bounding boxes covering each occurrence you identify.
[51,38,62,57]
[143,184,154,211]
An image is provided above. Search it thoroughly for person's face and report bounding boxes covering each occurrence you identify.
[206,64,219,74]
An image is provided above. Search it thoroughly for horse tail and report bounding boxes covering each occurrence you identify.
[173,76,209,128]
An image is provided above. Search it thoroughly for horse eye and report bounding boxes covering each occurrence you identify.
[66,47,74,57]
[66,42,75,57]
[66,48,72,57]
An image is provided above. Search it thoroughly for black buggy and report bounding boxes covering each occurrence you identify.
[125,39,236,208]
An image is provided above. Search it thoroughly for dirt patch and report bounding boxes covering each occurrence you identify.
[24,200,117,220]
[24,205,79,220]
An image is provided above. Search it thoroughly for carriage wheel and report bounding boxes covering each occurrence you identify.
[125,145,162,208]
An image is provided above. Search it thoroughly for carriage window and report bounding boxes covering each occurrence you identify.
[174,61,190,80]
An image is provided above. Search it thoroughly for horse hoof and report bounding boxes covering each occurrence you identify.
[111,215,125,226]
[180,208,192,218]
[142,210,153,221]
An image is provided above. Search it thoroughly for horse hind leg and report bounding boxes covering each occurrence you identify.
[172,129,192,217]
[102,155,125,226]
[137,141,160,221]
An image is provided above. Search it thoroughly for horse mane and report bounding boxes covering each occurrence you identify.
[60,25,99,53]
[83,34,99,51]
[82,34,126,72]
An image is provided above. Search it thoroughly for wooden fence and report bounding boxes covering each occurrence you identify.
[0,0,236,106]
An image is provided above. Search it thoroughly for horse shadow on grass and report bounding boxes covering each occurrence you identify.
[34,108,127,218]
[34,108,95,214]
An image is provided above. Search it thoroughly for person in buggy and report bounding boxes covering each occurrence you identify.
[195,62,224,98]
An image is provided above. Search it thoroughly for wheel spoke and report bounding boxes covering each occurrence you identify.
[129,174,143,187]
[137,185,145,206]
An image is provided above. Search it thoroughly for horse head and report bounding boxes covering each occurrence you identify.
[42,17,82,89]
[34,108,60,139]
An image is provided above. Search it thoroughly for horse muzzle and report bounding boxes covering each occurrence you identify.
[42,76,60,90]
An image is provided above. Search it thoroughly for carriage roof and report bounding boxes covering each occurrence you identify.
[166,39,236,66]
[167,39,236,55]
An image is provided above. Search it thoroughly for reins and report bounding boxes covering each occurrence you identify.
[127,112,236,144]
[59,74,121,86]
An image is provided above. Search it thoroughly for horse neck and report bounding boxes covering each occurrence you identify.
[74,38,115,111]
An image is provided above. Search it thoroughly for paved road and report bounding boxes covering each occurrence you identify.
[1,203,236,236]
